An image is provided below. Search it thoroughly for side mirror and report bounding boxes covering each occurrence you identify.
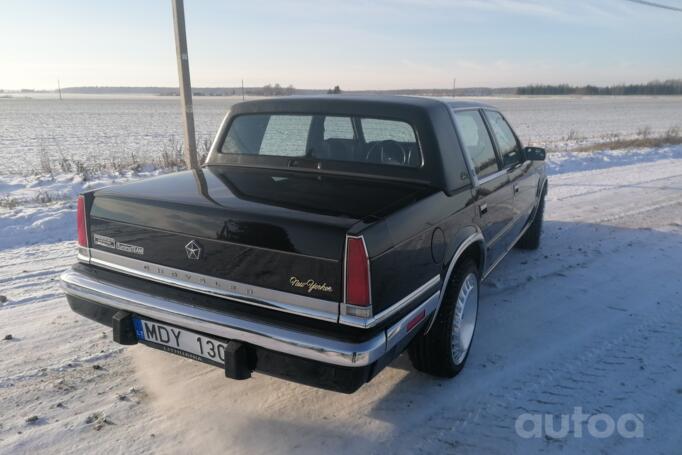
[522,146,546,161]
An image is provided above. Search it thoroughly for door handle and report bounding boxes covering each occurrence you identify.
[479,203,488,215]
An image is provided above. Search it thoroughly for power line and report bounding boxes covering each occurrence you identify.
[623,0,682,12]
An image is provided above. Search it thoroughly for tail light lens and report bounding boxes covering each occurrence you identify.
[77,195,88,247]
[345,237,370,307]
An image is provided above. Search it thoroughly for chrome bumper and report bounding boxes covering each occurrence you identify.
[60,268,439,368]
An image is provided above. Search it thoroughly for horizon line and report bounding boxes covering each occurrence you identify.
[4,78,682,93]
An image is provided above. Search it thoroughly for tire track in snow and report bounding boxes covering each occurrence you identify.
[551,171,682,202]
[395,293,682,454]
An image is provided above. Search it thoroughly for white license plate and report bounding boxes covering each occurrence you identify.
[133,317,226,366]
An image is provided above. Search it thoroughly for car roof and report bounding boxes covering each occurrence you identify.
[232,94,497,112]
[436,98,498,110]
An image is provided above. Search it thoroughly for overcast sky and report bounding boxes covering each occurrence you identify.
[2,0,681,90]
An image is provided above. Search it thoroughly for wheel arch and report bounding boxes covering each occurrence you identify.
[424,228,485,334]
[538,175,548,197]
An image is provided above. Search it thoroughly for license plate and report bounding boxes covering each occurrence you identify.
[133,317,226,366]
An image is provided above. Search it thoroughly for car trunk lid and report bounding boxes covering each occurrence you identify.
[86,166,433,312]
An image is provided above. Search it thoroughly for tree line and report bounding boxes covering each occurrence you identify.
[259,83,296,96]
[517,80,682,96]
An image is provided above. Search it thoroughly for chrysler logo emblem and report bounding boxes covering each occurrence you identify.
[185,240,202,260]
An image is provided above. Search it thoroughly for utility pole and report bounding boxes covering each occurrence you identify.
[171,0,198,170]
[241,79,245,101]
[452,78,456,97]
[57,79,63,100]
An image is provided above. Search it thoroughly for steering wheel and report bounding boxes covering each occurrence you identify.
[365,140,407,166]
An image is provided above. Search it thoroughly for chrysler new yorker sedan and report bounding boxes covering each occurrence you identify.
[60,96,547,393]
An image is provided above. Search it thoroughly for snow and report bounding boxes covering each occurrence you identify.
[0,170,166,250]
[546,144,682,175]
[1,96,681,174]
[1,147,681,454]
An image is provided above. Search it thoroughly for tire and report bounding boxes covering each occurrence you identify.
[408,258,479,378]
[515,193,545,250]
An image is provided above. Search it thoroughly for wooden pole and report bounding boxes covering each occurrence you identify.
[171,0,198,169]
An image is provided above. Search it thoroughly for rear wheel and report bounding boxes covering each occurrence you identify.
[515,193,545,250]
[408,258,479,377]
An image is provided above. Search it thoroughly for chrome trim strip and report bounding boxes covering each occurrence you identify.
[425,231,484,334]
[340,275,441,328]
[385,291,440,352]
[81,199,91,260]
[477,168,508,186]
[206,113,230,160]
[60,268,384,367]
[77,249,91,263]
[88,249,339,323]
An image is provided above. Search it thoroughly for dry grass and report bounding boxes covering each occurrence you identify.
[574,127,681,153]
[28,137,192,182]
[0,190,70,209]
[0,195,19,210]
[0,135,213,179]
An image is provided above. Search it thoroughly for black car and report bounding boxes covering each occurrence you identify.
[61,96,547,393]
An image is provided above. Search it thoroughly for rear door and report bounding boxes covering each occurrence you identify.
[483,110,539,235]
[452,109,515,265]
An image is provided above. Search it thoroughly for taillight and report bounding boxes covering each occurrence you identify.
[77,195,88,247]
[345,236,370,307]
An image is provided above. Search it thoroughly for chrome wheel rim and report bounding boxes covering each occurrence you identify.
[451,273,478,365]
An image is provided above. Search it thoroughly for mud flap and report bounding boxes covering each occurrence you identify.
[224,341,252,380]
[112,311,138,345]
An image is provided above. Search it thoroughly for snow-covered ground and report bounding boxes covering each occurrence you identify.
[1,146,681,454]
[2,95,681,174]
[0,170,166,250]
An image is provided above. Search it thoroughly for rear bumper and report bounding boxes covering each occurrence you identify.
[60,266,439,389]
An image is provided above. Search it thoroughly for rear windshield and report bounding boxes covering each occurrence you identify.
[220,114,422,168]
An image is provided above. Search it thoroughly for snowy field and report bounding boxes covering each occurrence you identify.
[1,95,681,174]
[1,145,681,454]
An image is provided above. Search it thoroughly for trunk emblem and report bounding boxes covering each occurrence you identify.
[185,240,202,260]
[289,276,333,294]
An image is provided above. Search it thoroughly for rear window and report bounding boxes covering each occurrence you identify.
[221,114,422,167]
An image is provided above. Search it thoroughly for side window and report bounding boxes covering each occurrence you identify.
[453,110,499,178]
[485,110,521,167]
[258,115,312,156]
[361,118,416,143]
[323,116,354,140]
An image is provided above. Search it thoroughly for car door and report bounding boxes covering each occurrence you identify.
[452,109,515,266]
[483,110,539,239]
